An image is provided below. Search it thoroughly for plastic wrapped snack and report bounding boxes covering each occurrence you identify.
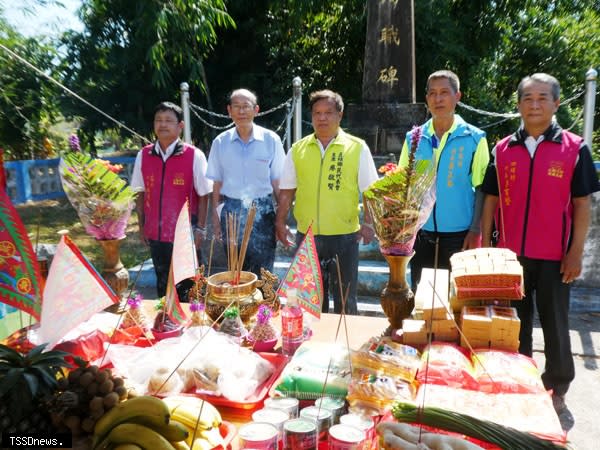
[272,341,351,400]
[347,367,416,415]
[352,337,421,382]
[472,349,545,394]
[416,342,478,390]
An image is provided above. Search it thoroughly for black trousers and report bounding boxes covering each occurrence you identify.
[296,232,359,315]
[220,195,276,277]
[516,257,574,396]
[148,240,201,302]
[409,229,468,289]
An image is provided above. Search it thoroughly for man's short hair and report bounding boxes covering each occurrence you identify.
[154,101,183,122]
[517,73,561,101]
[426,70,460,94]
[309,90,344,112]
[228,88,258,106]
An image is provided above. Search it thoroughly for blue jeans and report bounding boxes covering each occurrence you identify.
[296,232,359,315]
[220,195,276,277]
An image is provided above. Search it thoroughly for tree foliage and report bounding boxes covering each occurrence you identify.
[0,15,59,159]
[57,0,234,151]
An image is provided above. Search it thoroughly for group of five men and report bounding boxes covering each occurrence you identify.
[131,71,600,414]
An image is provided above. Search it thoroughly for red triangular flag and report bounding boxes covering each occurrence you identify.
[0,154,43,320]
[277,225,323,319]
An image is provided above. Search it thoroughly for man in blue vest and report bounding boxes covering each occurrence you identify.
[276,90,379,314]
[401,70,490,289]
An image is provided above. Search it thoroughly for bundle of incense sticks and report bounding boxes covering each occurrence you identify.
[226,204,256,284]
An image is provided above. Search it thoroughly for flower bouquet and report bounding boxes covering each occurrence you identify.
[363,126,436,256]
[59,152,136,240]
[247,304,279,352]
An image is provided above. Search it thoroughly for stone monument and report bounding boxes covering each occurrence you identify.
[345,0,427,157]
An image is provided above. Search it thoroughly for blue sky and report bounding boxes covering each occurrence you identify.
[2,0,83,37]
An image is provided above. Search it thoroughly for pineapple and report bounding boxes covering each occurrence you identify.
[0,343,71,434]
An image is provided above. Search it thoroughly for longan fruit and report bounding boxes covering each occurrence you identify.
[87,382,99,396]
[88,365,99,375]
[115,385,128,400]
[79,371,94,388]
[89,396,104,412]
[68,368,83,384]
[98,379,114,395]
[64,415,81,435]
[95,370,109,384]
[81,417,95,433]
[103,392,119,409]
[90,407,105,420]
[112,377,125,388]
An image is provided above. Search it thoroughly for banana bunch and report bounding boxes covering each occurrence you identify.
[162,395,224,450]
[92,396,189,450]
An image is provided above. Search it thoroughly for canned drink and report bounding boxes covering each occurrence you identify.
[283,418,318,450]
[314,396,346,424]
[264,397,300,418]
[238,422,279,450]
[299,405,333,441]
[339,414,375,450]
[252,408,290,445]
[328,424,366,450]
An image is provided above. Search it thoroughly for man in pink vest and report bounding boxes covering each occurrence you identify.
[131,102,212,300]
[481,74,600,414]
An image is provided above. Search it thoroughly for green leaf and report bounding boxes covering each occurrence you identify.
[23,372,40,398]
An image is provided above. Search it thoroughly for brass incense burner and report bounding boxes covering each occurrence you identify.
[205,271,262,324]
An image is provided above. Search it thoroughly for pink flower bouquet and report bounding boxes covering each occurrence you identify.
[60,153,136,240]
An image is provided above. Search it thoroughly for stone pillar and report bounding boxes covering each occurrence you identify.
[345,0,426,157]
[579,191,600,288]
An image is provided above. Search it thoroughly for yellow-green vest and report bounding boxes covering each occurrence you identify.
[291,130,363,235]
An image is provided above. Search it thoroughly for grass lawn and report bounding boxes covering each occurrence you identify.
[15,197,150,269]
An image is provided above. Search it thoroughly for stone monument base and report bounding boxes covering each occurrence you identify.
[345,103,427,157]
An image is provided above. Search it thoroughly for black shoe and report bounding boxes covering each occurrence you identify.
[552,394,567,414]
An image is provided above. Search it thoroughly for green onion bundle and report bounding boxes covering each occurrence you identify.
[391,402,566,450]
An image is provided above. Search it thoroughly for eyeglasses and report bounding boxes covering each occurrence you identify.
[230,103,255,112]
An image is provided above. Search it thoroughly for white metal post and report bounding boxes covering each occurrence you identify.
[583,68,597,150]
[285,101,292,153]
[180,82,192,144]
[293,77,302,144]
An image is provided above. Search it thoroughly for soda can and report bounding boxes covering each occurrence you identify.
[339,414,375,450]
[283,418,318,450]
[314,396,346,424]
[238,422,279,450]
[328,424,366,450]
[299,405,333,441]
[252,408,290,446]
[264,396,300,418]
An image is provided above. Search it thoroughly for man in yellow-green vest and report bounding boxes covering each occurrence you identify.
[276,90,379,314]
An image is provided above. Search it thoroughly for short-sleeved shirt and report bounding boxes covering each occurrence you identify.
[279,132,379,192]
[130,139,212,196]
[481,123,600,198]
[207,124,285,200]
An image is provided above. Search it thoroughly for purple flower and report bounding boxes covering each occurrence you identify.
[190,301,205,312]
[127,293,143,308]
[256,304,273,325]
[69,134,81,152]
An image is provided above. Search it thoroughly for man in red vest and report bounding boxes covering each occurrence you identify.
[131,102,212,300]
[481,73,600,414]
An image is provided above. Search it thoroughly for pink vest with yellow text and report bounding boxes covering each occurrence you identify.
[141,143,198,242]
[495,131,581,261]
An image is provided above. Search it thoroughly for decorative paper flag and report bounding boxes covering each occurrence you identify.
[0,165,43,320]
[38,235,118,346]
[0,303,32,341]
[277,225,323,319]
[164,201,196,324]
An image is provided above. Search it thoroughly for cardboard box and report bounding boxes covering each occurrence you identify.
[417,268,450,320]
[401,319,428,346]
